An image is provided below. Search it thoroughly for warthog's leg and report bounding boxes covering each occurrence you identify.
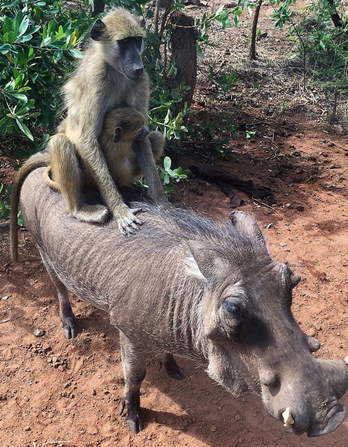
[119,330,146,434]
[164,353,185,380]
[39,248,77,339]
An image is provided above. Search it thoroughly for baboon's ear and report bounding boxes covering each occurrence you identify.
[137,15,146,28]
[91,19,106,41]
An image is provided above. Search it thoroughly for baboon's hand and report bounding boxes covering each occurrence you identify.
[115,205,143,236]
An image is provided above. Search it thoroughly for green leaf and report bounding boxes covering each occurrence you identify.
[163,156,171,171]
[18,16,29,37]
[69,48,83,59]
[11,93,28,103]
[17,33,33,43]
[41,37,52,47]
[0,44,11,54]
[15,119,34,141]
[3,31,17,44]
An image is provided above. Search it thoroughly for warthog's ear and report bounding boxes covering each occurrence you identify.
[184,241,228,284]
[230,211,268,255]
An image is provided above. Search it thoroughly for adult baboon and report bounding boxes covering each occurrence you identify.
[51,8,166,226]
[10,107,164,261]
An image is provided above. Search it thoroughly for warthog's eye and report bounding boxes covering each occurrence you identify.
[223,301,242,318]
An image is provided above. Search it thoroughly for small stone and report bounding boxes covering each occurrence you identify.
[24,426,31,431]
[307,327,316,337]
[210,425,217,432]
[33,329,45,337]
[265,223,273,229]
[234,415,241,421]
[343,356,348,365]
[280,242,287,247]
[1,295,10,300]
[92,389,97,396]
[285,203,291,208]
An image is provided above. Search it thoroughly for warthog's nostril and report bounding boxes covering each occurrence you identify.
[260,370,279,389]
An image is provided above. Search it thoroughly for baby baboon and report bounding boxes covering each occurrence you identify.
[44,108,164,193]
[10,107,164,261]
[56,7,167,230]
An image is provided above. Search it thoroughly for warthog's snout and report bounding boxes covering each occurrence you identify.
[277,401,345,437]
[262,357,348,437]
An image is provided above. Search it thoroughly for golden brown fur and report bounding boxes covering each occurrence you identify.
[52,7,165,233]
[10,107,164,262]
[103,7,146,40]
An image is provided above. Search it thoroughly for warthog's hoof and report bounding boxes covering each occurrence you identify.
[164,354,185,381]
[127,413,144,434]
[118,400,144,434]
[62,316,77,339]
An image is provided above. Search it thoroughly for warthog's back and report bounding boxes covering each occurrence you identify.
[20,169,230,354]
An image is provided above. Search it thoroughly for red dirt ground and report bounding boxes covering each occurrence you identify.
[1,1,348,445]
[0,124,347,447]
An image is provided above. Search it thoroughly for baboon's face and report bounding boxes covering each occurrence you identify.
[91,19,145,81]
[113,123,148,143]
[117,36,144,80]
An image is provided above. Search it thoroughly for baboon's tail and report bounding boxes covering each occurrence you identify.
[10,152,49,262]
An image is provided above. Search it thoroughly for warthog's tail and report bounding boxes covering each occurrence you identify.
[10,152,50,262]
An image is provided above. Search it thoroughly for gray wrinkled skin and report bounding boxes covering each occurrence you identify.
[19,169,347,436]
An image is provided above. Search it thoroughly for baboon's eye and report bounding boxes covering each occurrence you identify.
[113,127,122,143]
[119,36,143,49]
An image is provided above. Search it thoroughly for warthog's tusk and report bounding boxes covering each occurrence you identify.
[282,408,295,426]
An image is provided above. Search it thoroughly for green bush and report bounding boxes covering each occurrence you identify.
[0,0,189,147]
[0,0,93,143]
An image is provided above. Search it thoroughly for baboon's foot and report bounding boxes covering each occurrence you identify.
[61,315,77,339]
[115,207,143,236]
[164,353,185,380]
[72,204,109,224]
[118,399,144,434]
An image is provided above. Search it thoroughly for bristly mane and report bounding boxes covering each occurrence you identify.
[130,202,268,266]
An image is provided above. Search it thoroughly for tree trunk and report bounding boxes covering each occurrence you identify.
[92,0,105,17]
[249,0,263,60]
[326,0,343,28]
[169,11,198,114]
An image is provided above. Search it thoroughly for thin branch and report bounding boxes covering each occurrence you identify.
[249,0,263,60]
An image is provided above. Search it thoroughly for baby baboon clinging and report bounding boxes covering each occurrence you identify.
[44,108,164,193]
[56,7,167,231]
[10,107,164,262]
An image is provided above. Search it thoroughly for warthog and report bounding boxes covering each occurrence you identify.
[16,169,347,436]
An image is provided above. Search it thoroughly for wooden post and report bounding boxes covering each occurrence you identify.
[169,11,198,114]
